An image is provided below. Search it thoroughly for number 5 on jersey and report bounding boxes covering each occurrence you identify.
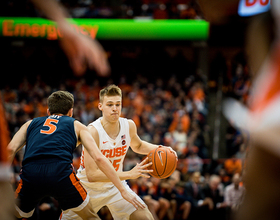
[40,118,59,134]
[111,158,121,171]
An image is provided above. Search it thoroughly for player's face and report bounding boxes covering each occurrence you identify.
[99,95,122,122]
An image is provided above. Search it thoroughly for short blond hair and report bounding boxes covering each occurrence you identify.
[99,84,122,103]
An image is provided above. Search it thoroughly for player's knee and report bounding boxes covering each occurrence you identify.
[130,208,154,220]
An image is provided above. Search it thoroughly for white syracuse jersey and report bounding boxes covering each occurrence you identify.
[77,117,131,189]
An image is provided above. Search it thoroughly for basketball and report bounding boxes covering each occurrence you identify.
[147,146,177,179]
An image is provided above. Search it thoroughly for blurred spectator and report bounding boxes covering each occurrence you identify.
[161,179,192,220]
[184,171,212,219]
[224,173,245,212]
[202,174,227,220]
[134,177,165,220]
[148,177,170,220]
[218,168,231,188]
[186,146,203,173]
[235,143,247,160]
[225,125,243,157]
[171,122,188,157]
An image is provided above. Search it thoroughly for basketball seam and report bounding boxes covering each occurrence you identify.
[161,159,177,179]
[154,148,160,177]
[159,148,168,178]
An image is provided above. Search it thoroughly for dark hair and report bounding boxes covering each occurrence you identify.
[47,91,74,115]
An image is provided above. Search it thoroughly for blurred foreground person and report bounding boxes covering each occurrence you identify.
[31,0,110,76]
[0,96,14,220]
[198,0,280,219]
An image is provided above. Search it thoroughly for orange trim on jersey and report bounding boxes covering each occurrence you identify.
[15,179,23,199]
[69,172,87,201]
[0,96,10,162]
[251,47,280,113]
[80,150,85,168]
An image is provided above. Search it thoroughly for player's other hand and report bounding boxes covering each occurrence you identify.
[159,145,178,161]
[120,190,145,210]
[130,157,153,179]
[59,24,110,76]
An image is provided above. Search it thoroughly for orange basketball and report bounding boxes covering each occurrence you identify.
[147,146,177,179]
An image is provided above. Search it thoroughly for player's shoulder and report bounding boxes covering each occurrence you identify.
[27,116,46,128]
[87,123,100,142]
[127,119,137,136]
[88,123,98,133]
[24,119,33,128]
[127,119,136,128]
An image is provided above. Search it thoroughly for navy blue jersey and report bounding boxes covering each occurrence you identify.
[23,115,77,165]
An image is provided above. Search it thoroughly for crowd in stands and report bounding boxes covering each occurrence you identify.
[0,0,249,218]
[223,51,250,159]
[0,0,204,19]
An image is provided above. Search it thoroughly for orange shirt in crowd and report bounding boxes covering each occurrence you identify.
[168,111,190,133]
[224,158,242,175]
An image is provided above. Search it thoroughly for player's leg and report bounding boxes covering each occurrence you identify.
[56,171,100,220]
[104,183,152,220]
[60,203,100,220]
[14,179,41,219]
[107,198,153,220]
[129,207,154,220]
[72,201,100,220]
[60,186,104,220]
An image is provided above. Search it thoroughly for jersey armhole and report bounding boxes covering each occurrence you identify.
[88,124,101,149]
[73,119,80,147]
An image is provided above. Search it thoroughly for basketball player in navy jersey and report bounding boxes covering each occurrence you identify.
[7,91,144,219]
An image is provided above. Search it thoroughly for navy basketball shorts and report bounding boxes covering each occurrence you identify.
[15,160,88,218]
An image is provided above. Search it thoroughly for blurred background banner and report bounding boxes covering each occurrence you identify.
[238,0,270,17]
[0,17,209,40]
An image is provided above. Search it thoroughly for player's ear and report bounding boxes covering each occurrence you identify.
[68,108,73,117]
[98,102,102,111]
[47,109,51,116]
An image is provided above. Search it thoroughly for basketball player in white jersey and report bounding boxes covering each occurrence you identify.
[61,84,177,220]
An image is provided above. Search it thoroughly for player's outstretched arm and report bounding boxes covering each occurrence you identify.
[129,120,178,159]
[75,121,145,209]
[7,120,32,164]
[129,120,158,154]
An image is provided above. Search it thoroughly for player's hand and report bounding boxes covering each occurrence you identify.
[159,146,178,161]
[58,23,110,76]
[129,157,153,179]
[120,190,145,210]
